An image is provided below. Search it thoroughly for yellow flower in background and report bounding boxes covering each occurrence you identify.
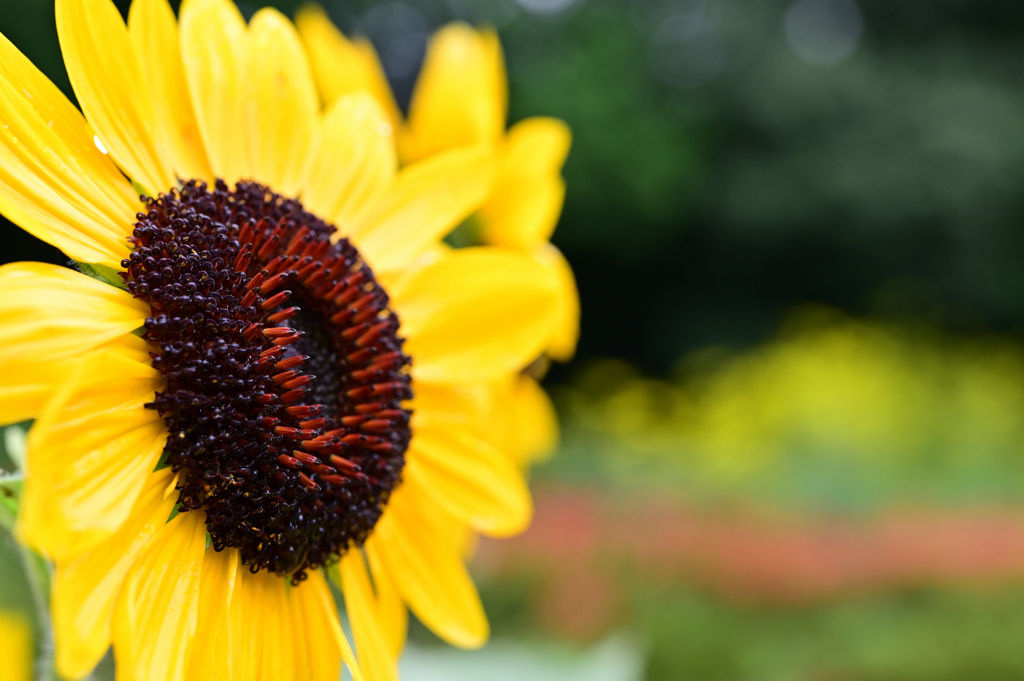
[561,308,1024,485]
[297,7,578,465]
[0,0,562,679]
[0,611,32,681]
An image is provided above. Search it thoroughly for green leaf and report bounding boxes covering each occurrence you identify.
[75,261,127,290]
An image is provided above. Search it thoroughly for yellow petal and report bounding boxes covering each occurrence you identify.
[373,242,450,295]
[0,359,74,426]
[291,569,364,681]
[113,510,206,681]
[504,117,571,178]
[127,0,212,182]
[533,243,580,361]
[339,551,397,681]
[236,569,353,681]
[302,93,396,231]
[402,23,506,163]
[394,484,479,560]
[0,612,31,681]
[479,175,564,252]
[0,30,134,210]
[0,34,138,264]
[374,484,488,649]
[295,4,401,131]
[478,118,571,251]
[287,570,345,681]
[507,375,559,464]
[415,375,557,465]
[55,0,175,194]
[0,31,137,214]
[232,568,265,681]
[19,347,165,562]
[364,542,408,660]
[351,144,496,274]
[245,8,318,195]
[391,247,559,382]
[0,333,153,427]
[249,570,296,681]
[0,263,149,424]
[413,380,491,431]
[179,0,249,184]
[0,263,147,363]
[405,423,532,537]
[51,469,177,680]
[184,547,241,681]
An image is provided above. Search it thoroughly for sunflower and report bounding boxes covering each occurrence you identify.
[296,7,577,467]
[0,0,565,679]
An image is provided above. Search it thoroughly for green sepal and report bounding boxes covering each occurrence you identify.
[153,446,172,471]
[75,261,127,290]
[325,562,344,594]
[131,179,152,199]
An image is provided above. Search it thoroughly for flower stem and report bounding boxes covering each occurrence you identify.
[19,543,56,681]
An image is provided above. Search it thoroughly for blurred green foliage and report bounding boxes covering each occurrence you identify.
[474,578,1024,681]
[636,586,1024,681]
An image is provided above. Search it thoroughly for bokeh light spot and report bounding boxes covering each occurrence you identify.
[784,0,863,67]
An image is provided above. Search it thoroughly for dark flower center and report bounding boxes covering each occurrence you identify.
[120,180,412,580]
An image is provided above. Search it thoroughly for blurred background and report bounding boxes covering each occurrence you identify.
[6,0,1024,678]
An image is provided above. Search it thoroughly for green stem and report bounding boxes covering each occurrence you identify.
[19,544,56,681]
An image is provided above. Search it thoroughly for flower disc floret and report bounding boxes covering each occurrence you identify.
[122,179,412,579]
